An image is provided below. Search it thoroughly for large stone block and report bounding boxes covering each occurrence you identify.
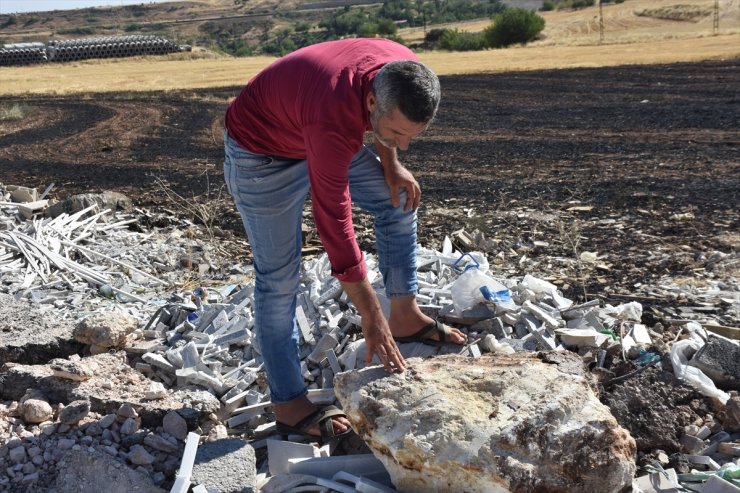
[73,312,138,349]
[334,353,635,493]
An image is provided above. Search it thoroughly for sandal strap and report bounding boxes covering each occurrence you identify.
[435,320,453,342]
[292,405,346,439]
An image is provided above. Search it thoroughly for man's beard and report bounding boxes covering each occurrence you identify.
[370,109,395,149]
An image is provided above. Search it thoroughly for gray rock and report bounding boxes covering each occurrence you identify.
[6,437,22,449]
[162,411,187,441]
[57,438,76,450]
[191,439,256,493]
[98,413,116,428]
[50,358,95,381]
[41,422,57,436]
[335,353,636,493]
[85,421,102,436]
[60,400,90,425]
[121,431,148,449]
[143,434,179,454]
[73,312,138,348]
[117,402,139,419]
[120,417,139,435]
[21,398,53,424]
[127,445,155,466]
[9,446,27,463]
[21,472,39,484]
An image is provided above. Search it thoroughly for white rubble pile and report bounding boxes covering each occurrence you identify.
[0,184,247,319]
[123,241,739,492]
[128,243,666,437]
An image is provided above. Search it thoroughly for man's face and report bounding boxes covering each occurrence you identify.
[368,93,427,151]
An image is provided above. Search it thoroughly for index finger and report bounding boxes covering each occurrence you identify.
[390,185,401,208]
[386,344,406,373]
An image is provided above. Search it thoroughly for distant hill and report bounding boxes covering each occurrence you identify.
[1,1,522,46]
[0,0,509,56]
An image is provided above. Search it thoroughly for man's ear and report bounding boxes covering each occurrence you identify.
[366,91,376,113]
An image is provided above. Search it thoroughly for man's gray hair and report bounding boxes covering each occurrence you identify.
[372,60,441,124]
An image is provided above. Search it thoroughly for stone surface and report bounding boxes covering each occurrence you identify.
[47,191,133,218]
[120,417,140,435]
[334,353,636,493]
[73,312,138,348]
[190,439,256,493]
[0,294,84,366]
[53,447,165,493]
[0,353,220,426]
[21,398,53,424]
[144,434,179,454]
[59,399,90,425]
[719,396,740,433]
[163,410,188,441]
[50,357,96,381]
[128,444,155,465]
[689,336,740,391]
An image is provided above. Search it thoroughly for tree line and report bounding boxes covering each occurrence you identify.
[218,0,546,56]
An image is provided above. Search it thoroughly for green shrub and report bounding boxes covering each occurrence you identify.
[294,21,311,33]
[484,8,545,48]
[571,0,595,8]
[234,45,254,57]
[541,0,555,11]
[439,29,487,51]
[376,18,398,36]
[424,28,447,45]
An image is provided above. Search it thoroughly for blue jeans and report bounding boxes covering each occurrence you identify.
[224,131,418,403]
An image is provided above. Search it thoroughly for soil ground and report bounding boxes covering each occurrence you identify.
[0,59,739,473]
[1,58,737,306]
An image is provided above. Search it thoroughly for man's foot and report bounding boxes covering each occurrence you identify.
[389,295,466,345]
[273,395,351,438]
[389,315,467,345]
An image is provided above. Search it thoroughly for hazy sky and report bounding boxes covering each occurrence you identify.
[0,1,176,14]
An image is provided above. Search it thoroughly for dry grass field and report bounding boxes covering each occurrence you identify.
[0,0,738,96]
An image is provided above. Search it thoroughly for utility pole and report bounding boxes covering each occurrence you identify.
[712,0,719,35]
[599,0,604,44]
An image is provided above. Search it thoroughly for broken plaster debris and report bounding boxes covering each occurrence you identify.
[1,182,739,492]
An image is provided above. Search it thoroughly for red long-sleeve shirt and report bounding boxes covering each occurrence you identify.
[225,38,417,283]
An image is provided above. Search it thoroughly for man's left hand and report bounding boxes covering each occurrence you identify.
[384,162,421,211]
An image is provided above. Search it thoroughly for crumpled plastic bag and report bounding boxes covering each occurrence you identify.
[613,301,643,322]
[670,325,730,404]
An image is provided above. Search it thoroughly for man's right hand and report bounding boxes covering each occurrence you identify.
[339,277,406,373]
[361,311,406,373]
